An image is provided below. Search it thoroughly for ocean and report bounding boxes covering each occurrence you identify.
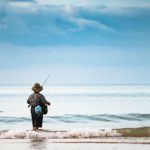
[0,85,150,149]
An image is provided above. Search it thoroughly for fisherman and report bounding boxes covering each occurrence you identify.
[27,83,50,131]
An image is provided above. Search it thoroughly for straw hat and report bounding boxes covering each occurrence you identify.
[32,83,43,93]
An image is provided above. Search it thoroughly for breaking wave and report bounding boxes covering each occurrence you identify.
[0,127,150,139]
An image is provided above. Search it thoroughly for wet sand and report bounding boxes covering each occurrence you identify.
[0,138,150,150]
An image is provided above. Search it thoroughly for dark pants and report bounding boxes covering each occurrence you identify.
[31,106,43,128]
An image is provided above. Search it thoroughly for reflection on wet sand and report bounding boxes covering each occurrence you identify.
[29,139,47,150]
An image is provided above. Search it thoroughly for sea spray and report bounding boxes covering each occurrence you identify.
[0,128,121,139]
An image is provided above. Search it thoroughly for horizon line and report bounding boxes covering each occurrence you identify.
[1,83,150,86]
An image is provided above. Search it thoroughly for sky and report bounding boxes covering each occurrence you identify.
[0,0,150,85]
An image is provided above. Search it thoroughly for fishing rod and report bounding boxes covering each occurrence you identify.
[42,74,51,86]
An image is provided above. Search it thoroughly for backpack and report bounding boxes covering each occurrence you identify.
[35,105,42,115]
[41,103,48,115]
[35,94,48,115]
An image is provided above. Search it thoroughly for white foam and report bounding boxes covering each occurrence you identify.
[0,129,120,139]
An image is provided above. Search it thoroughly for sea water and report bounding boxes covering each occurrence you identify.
[0,85,150,140]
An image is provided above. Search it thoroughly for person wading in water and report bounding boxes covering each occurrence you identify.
[27,83,50,131]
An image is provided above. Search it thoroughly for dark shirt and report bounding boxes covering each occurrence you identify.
[27,93,49,107]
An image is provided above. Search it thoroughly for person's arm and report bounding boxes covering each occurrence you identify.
[27,97,30,104]
[27,94,33,105]
[40,94,50,105]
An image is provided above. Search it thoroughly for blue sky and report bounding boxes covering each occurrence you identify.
[0,0,150,85]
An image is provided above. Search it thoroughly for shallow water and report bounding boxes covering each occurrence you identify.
[0,85,150,140]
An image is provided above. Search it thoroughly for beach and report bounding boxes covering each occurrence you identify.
[1,139,150,150]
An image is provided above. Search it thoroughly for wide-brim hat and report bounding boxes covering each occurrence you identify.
[32,83,43,93]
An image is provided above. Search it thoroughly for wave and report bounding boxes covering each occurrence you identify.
[116,127,150,137]
[0,127,150,139]
[1,114,150,124]
[1,85,150,99]
[47,113,150,123]
[1,93,150,97]
[0,116,30,123]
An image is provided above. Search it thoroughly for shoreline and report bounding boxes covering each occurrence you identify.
[1,137,150,144]
[1,138,150,150]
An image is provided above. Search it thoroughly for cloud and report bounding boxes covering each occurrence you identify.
[34,0,150,7]
[1,0,35,2]
[12,0,34,1]
[98,5,150,17]
[0,3,150,46]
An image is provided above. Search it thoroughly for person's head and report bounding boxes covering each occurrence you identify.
[32,83,43,93]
